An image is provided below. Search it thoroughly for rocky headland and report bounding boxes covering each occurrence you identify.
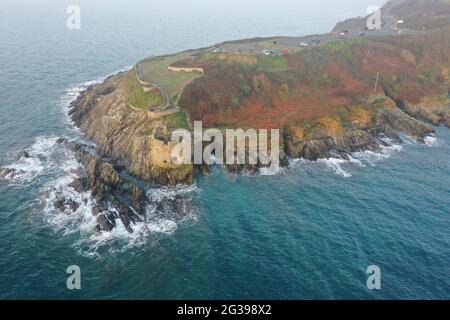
[2,0,449,234]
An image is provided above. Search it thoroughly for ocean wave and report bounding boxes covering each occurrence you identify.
[317,157,356,178]
[34,149,200,257]
[424,134,439,147]
[53,68,198,256]
[289,140,404,177]
[0,136,60,183]
[37,175,199,257]
[259,165,285,176]
[352,143,403,167]
[4,68,197,257]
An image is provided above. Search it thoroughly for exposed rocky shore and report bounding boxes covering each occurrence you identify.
[66,70,446,179]
[284,103,439,161]
[55,138,148,233]
[5,1,449,234]
[68,73,194,186]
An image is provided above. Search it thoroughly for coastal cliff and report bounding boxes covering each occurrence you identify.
[67,25,450,184]
[36,0,448,233]
[68,72,194,186]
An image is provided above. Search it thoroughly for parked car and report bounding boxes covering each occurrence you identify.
[282,48,290,54]
[358,32,366,37]
[262,49,272,56]
[213,47,225,53]
[299,41,309,47]
[271,49,281,56]
[339,30,348,39]
[311,39,321,46]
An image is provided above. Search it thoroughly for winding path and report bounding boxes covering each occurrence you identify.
[134,64,171,111]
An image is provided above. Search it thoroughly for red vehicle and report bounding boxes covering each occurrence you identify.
[282,49,290,54]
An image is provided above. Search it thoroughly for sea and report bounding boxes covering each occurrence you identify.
[0,0,449,299]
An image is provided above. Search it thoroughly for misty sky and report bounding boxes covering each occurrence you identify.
[0,0,388,67]
[1,0,388,36]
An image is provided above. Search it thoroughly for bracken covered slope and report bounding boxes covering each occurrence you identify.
[66,1,450,185]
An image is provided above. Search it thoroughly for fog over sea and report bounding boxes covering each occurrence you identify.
[0,0,449,299]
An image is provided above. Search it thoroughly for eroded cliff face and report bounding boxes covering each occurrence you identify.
[66,24,450,187]
[283,96,438,161]
[175,27,450,162]
[69,71,194,186]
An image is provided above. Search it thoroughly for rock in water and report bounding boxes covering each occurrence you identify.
[56,139,149,233]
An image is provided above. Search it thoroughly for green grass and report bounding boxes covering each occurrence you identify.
[138,53,203,101]
[126,72,163,109]
[321,37,367,51]
[256,55,290,72]
[162,110,189,129]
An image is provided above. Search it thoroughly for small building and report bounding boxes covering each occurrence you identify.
[168,66,204,74]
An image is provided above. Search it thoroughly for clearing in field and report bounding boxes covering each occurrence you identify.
[137,52,204,103]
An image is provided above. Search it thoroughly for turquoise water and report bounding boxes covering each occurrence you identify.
[1,0,449,299]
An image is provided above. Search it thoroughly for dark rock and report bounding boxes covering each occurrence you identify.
[17,151,31,159]
[53,197,80,213]
[97,86,116,96]
[67,199,79,212]
[284,105,438,161]
[154,127,169,143]
[196,163,211,176]
[59,140,149,233]
[96,214,114,232]
[53,199,65,212]
[156,197,194,217]
[0,167,26,179]
[68,177,91,193]
[56,138,68,144]
[91,206,102,217]
[0,167,11,178]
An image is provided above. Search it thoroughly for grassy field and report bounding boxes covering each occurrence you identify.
[256,55,291,72]
[126,71,163,109]
[138,52,203,101]
[162,110,190,129]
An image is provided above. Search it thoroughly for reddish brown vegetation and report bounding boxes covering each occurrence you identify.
[179,28,450,129]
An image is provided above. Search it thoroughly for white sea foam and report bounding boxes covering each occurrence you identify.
[317,157,353,178]
[353,143,403,167]
[1,136,59,183]
[289,140,404,178]
[37,167,199,257]
[259,165,284,176]
[424,134,439,147]
[36,159,200,257]
[3,68,199,256]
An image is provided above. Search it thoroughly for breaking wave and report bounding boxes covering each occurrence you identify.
[424,134,440,147]
[3,65,444,257]
[0,136,60,183]
[290,140,405,178]
[290,132,440,177]
[1,69,199,257]
[29,139,200,258]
